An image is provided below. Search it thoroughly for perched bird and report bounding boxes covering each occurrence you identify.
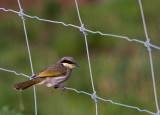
[14,57,78,91]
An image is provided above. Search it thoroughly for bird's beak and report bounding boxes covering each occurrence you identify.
[74,63,79,67]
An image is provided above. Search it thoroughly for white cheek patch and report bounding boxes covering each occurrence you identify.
[62,63,74,69]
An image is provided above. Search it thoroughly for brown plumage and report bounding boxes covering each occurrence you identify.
[14,57,78,91]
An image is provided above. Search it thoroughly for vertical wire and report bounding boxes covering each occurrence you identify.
[74,0,98,115]
[138,0,159,112]
[74,0,96,97]
[83,35,96,92]
[17,0,37,115]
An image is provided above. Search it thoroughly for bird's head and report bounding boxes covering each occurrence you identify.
[59,57,79,69]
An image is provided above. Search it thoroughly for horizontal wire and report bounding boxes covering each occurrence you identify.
[0,68,155,115]
[0,5,159,115]
[0,8,160,50]
[0,68,30,78]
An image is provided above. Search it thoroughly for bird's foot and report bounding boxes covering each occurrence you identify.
[54,85,65,91]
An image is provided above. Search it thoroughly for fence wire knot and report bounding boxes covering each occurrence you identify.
[80,24,88,35]
[0,0,160,114]
[91,92,98,103]
[144,39,152,51]
[155,111,160,115]
[18,9,25,20]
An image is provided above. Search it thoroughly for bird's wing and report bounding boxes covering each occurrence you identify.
[35,70,66,78]
[32,64,67,78]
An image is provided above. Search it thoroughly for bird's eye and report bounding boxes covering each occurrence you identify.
[62,60,73,64]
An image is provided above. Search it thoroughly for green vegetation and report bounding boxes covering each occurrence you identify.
[0,106,25,115]
[0,0,160,115]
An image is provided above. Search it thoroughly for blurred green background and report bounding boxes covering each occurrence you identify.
[0,0,160,115]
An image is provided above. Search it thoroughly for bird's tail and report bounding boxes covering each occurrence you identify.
[14,79,41,91]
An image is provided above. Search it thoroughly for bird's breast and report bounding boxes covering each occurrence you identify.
[37,76,67,87]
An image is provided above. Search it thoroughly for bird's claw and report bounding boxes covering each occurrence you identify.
[54,85,65,91]
[59,86,65,91]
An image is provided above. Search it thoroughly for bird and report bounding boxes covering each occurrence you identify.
[14,57,79,91]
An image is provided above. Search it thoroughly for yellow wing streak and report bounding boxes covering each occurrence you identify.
[37,71,65,77]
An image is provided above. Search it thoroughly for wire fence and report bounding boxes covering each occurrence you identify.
[0,0,160,115]
[0,68,156,115]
